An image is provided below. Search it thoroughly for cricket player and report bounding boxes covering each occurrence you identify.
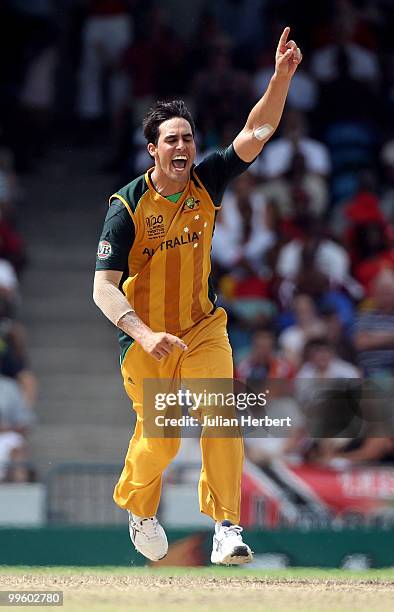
[93,27,302,565]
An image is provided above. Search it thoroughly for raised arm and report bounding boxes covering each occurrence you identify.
[233,26,302,163]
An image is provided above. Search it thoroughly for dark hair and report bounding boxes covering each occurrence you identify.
[143,100,195,145]
[302,337,332,364]
[254,327,276,339]
[304,337,332,352]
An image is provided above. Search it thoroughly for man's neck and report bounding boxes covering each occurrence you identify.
[315,364,330,376]
[150,168,188,197]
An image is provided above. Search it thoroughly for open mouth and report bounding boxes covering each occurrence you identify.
[172,155,187,171]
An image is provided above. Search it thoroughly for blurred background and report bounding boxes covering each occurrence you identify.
[0,0,393,569]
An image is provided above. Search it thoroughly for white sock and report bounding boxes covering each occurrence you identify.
[131,512,150,522]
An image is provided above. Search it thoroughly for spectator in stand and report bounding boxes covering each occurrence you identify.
[310,5,380,203]
[0,258,20,316]
[351,223,393,295]
[0,264,37,407]
[310,10,380,87]
[295,337,361,449]
[310,3,380,129]
[380,139,394,223]
[0,0,58,171]
[0,323,37,409]
[321,306,357,364]
[191,36,253,149]
[0,258,18,295]
[18,19,57,164]
[250,110,331,179]
[212,170,278,359]
[353,269,394,378]
[120,5,186,118]
[210,0,265,53]
[185,11,226,78]
[0,209,26,275]
[239,328,303,468]
[256,150,329,220]
[0,148,18,222]
[0,423,29,483]
[236,328,295,383]
[241,330,303,466]
[77,0,134,123]
[244,397,305,467]
[334,169,386,246]
[0,351,35,434]
[278,294,326,367]
[211,171,275,276]
[319,437,394,467]
[117,6,187,170]
[296,337,360,383]
[0,350,35,483]
[275,214,357,307]
[329,169,392,295]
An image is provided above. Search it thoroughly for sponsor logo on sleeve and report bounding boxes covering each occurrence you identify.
[97,240,112,260]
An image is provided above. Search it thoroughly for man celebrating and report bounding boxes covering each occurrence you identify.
[93,27,302,565]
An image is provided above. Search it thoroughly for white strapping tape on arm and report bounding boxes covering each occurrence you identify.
[93,275,134,327]
[253,123,274,141]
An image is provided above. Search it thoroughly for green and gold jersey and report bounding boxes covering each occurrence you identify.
[96,145,252,359]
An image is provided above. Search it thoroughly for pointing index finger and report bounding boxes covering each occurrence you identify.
[277,26,290,53]
[171,337,188,351]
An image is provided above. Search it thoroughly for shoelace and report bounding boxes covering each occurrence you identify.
[222,524,243,538]
[134,517,160,540]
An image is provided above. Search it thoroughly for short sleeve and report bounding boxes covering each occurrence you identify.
[95,200,135,271]
[194,145,254,206]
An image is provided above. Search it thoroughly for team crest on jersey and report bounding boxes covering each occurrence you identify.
[183,197,200,212]
[97,240,112,260]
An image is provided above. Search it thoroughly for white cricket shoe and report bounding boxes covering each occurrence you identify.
[211,520,253,565]
[128,513,168,562]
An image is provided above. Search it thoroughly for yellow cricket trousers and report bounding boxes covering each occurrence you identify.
[113,307,244,524]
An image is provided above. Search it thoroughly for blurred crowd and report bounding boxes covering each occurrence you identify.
[0,147,36,482]
[0,0,393,478]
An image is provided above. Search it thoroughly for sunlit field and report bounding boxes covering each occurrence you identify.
[1,566,393,611]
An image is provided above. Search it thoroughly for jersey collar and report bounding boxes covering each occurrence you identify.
[145,167,190,205]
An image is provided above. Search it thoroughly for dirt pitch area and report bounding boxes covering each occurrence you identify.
[1,567,393,612]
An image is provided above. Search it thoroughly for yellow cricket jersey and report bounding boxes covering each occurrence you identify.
[96,145,251,360]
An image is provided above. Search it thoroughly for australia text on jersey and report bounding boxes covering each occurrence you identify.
[142,231,199,257]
